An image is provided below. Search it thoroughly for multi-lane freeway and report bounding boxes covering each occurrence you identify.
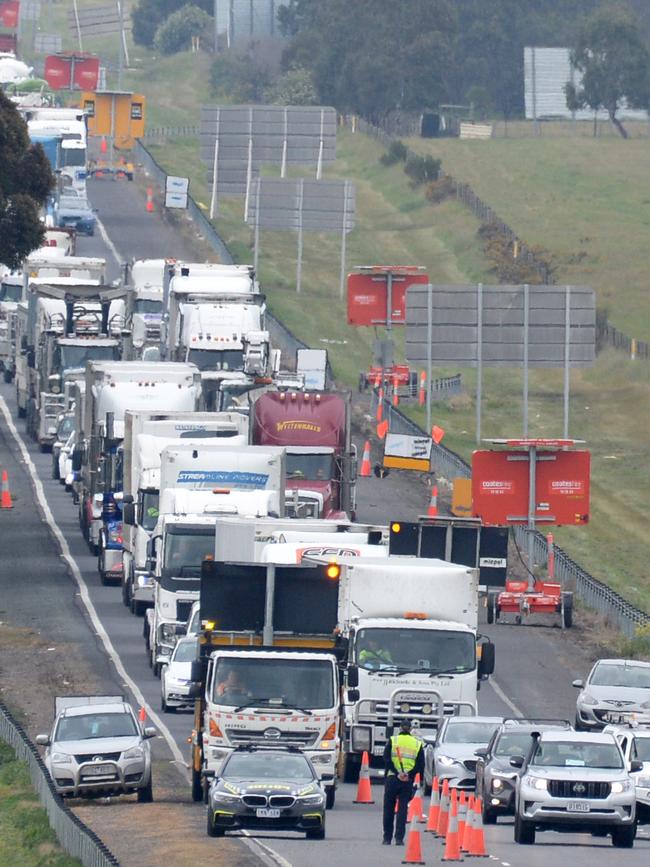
[0,175,648,866]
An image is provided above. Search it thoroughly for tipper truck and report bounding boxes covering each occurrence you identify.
[188,559,345,805]
[252,390,357,520]
[122,410,249,613]
[144,444,286,674]
[300,555,495,779]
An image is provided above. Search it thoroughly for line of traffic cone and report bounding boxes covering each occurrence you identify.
[457,790,468,844]
[465,796,488,857]
[436,778,450,837]
[418,370,426,406]
[1,470,13,509]
[461,794,474,853]
[427,485,438,517]
[442,788,463,861]
[392,374,400,407]
[376,387,384,421]
[408,773,425,822]
[401,814,425,865]
[353,751,374,804]
[359,440,372,477]
[425,776,440,834]
[146,186,155,213]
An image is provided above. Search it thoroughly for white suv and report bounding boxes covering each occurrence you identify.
[512,730,639,848]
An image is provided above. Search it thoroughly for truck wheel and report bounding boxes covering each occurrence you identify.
[326,787,336,809]
[343,754,360,784]
[137,777,153,803]
[133,599,147,617]
[153,661,161,678]
[122,577,130,607]
[561,592,573,628]
[486,592,497,624]
[52,457,60,480]
[611,823,636,848]
[207,809,224,837]
[161,694,175,714]
[192,768,203,803]
[3,368,11,383]
[143,620,150,649]
[482,801,498,824]
[514,813,535,844]
[39,442,51,453]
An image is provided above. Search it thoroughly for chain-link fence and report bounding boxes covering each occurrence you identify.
[0,700,120,867]
[141,127,200,142]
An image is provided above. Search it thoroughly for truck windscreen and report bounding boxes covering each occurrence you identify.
[355,628,476,675]
[163,528,214,580]
[286,453,333,481]
[56,344,120,369]
[140,491,159,531]
[134,299,162,314]
[211,657,335,710]
[188,348,244,371]
[0,283,21,302]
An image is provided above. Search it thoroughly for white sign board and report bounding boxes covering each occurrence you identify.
[383,434,432,471]
[165,191,188,209]
[296,348,328,390]
[165,176,189,209]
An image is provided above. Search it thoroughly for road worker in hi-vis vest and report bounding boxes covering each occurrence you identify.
[382,719,424,845]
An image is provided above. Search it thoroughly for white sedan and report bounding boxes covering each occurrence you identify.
[161,637,198,713]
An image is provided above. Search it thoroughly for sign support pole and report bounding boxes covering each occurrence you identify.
[244,107,253,222]
[563,285,571,438]
[523,282,529,437]
[281,106,288,177]
[527,444,537,589]
[253,177,261,274]
[209,109,220,219]
[316,108,324,179]
[296,178,304,294]
[263,564,275,646]
[476,282,483,445]
[426,282,432,434]
[339,180,349,299]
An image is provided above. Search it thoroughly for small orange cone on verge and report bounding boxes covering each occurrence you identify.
[401,814,425,865]
[437,778,450,837]
[427,485,439,517]
[442,788,463,861]
[376,387,384,422]
[353,751,374,804]
[139,706,146,722]
[100,135,107,154]
[418,370,426,406]
[376,419,389,440]
[425,776,440,833]
[1,470,13,509]
[359,440,372,477]
[408,773,425,822]
[146,186,155,213]
[466,796,488,857]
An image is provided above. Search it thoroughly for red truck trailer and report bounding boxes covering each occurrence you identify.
[251,390,356,520]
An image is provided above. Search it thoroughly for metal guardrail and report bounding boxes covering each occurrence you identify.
[133,138,650,637]
[0,700,120,867]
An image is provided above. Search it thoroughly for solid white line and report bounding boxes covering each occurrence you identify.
[0,395,187,772]
[489,675,524,717]
[96,215,124,267]
[241,833,294,867]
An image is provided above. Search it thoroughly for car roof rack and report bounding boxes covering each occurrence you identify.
[501,718,571,728]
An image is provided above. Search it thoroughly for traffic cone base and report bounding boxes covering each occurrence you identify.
[427,485,438,517]
[1,470,13,509]
[401,815,425,865]
[353,751,374,804]
[461,795,474,852]
[359,440,372,477]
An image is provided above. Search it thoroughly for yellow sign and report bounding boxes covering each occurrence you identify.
[452,478,473,517]
[383,455,430,471]
[276,420,321,433]
[80,90,146,149]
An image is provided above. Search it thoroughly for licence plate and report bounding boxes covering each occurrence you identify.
[84,764,114,776]
[256,808,280,818]
[372,745,384,756]
[567,801,590,813]
[603,712,631,723]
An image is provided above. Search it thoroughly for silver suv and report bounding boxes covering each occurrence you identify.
[37,696,156,800]
[513,730,639,847]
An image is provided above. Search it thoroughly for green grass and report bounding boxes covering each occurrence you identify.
[0,742,81,867]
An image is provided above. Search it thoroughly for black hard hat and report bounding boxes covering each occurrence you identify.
[399,718,413,731]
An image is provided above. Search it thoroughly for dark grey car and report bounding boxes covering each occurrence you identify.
[475,719,572,823]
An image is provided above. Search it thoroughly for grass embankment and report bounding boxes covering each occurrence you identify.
[32,7,650,612]
[0,741,81,867]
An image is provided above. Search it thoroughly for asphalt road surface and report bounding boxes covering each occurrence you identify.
[0,176,647,866]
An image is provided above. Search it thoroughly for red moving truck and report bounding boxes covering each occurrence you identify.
[252,391,356,520]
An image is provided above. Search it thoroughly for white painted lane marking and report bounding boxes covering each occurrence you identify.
[489,676,524,717]
[95,214,124,267]
[0,395,186,771]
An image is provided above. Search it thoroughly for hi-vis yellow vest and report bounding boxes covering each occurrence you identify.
[390,733,421,774]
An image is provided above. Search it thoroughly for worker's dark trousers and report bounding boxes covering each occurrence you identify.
[382,775,412,842]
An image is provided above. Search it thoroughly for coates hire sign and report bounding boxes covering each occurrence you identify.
[176,470,269,490]
[0,1,19,29]
[347,269,429,327]
[471,449,590,526]
[44,53,99,91]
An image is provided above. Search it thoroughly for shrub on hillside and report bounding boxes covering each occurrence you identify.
[425,175,455,203]
[265,66,317,105]
[379,140,408,166]
[132,0,213,47]
[210,52,272,102]
[153,4,212,55]
[404,154,441,185]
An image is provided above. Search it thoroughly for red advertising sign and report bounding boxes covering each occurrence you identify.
[44,53,99,91]
[0,0,19,29]
[347,267,429,326]
[471,449,590,526]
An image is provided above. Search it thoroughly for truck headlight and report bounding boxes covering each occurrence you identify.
[523,775,547,791]
[611,780,632,794]
[137,575,151,587]
[636,776,650,788]
[123,746,144,761]
[51,752,72,764]
[351,725,372,754]
[311,754,331,765]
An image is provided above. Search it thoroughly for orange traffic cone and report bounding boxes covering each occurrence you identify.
[146,186,155,213]
[1,470,13,509]
[442,788,463,861]
[138,706,146,722]
[461,794,474,853]
[359,440,372,477]
[408,773,425,822]
[401,814,425,865]
[353,751,374,804]
[376,387,384,421]
[418,370,426,406]
[425,776,440,834]
[392,373,400,407]
[374,371,382,388]
[437,778,450,837]
[100,135,107,154]
[457,790,468,843]
[466,796,488,857]
[427,485,438,517]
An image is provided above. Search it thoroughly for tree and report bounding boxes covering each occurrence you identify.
[565,4,650,138]
[265,66,317,105]
[132,0,213,47]
[153,4,212,55]
[0,90,54,270]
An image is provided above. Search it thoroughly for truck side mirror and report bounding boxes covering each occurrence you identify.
[122,502,135,526]
[347,664,359,688]
[347,688,360,703]
[630,760,643,773]
[478,641,495,678]
[71,445,83,472]
[190,658,206,684]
